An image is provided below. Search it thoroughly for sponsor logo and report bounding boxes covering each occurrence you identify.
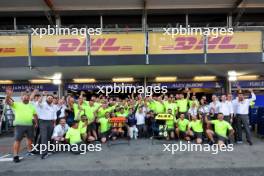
[0,48,16,53]
[160,36,248,51]
[45,38,132,52]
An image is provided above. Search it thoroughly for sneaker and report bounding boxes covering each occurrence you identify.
[236,141,243,144]
[41,153,48,160]
[13,156,20,163]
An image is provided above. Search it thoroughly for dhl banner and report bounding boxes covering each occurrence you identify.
[1,32,262,57]
[32,35,86,56]
[148,31,262,54]
[0,35,28,57]
[207,32,262,53]
[149,33,204,54]
[91,33,145,55]
[32,33,145,56]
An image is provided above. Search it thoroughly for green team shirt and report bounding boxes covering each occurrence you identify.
[78,121,87,134]
[211,120,233,138]
[65,127,82,145]
[188,100,199,108]
[177,119,189,132]
[166,116,177,129]
[97,107,112,119]
[115,111,129,118]
[94,102,101,109]
[73,103,86,120]
[154,101,165,114]
[164,102,178,115]
[98,118,110,133]
[177,99,188,113]
[189,120,203,133]
[147,102,156,111]
[84,105,98,123]
[12,102,36,126]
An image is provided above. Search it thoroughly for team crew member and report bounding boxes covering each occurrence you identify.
[6,88,37,163]
[233,89,256,145]
[65,121,83,154]
[127,105,139,139]
[78,115,95,142]
[96,102,113,119]
[29,89,42,145]
[177,88,190,117]
[97,112,111,143]
[166,109,177,140]
[84,100,98,140]
[209,95,221,119]
[188,94,199,108]
[153,96,165,114]
[176,113,190,141]
[37,93,57,159]
[188,102,198,120]
[164,97,178,116]
[205,113,234,147]
[52,118,69,142]
[187,114,203,144]
[198,98,210,118]
[56,98,67,121]
[218,95,233,123]
[73,96,86,121]
[135,105,147,138]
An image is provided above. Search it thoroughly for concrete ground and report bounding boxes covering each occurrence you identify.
[0,134,264,176]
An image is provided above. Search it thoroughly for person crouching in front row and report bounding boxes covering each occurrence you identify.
[65,120,84,154]
[52,118,69,144]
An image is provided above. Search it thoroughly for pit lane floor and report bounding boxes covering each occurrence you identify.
[0,134,264,176]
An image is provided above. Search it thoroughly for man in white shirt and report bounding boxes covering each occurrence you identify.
[56,98,67,119]
[135,105,146,138]
[233,89,256,145]
[37,94,57,159]
[209,95,221,119]
[52,118,69,142]
[219,95,234,123]
[188,102,198,120]
[198,98,210,117]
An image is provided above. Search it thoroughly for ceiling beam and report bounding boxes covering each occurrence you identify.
[231,0,246,27]
[43,0,59,25]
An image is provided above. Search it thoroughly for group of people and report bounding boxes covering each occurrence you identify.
[4,87,256,163]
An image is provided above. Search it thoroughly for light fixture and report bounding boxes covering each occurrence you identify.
[155,76,177,82]
[228,76,237,82]
[228,71,237,76]
[193,76,216,81]
[238,75,259,80]
[52,73,62,80]
[73,78,96,83]
[0,80,13,84]
[112,77,134,82]
[29,79,52,84]
[53,79,62,85]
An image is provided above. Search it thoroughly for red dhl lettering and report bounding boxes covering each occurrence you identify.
[45,38,132,52]
[161,36,248,50]
[0,48,16,53]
